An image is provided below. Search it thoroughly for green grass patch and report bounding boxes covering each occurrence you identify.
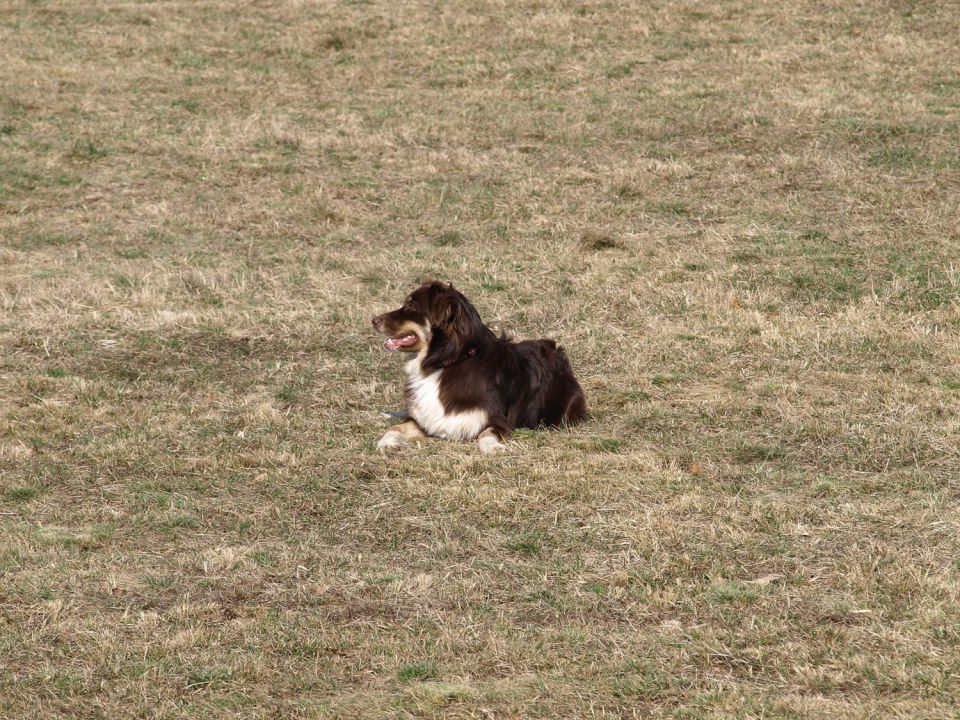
[647,200,691,217]
[185,666,234,690]
[708,581,759,604]
[651,374,681,386]
[869,144,926,169]
[8,232,75,251]
[69,137,109,161]
[397,662,438,682]
[732,442,787,464]
[505,531,546,557]
[275,386,300,404]
[593,437,623,453]
[480,277,507,291]
[171,98,200,113]
[168,515,200,529]
[5,487,42,502]
[433,230,462,247]
[604,61,638,79]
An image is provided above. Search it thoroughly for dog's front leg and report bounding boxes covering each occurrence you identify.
[477,426,508,454]
[378,419,427,455]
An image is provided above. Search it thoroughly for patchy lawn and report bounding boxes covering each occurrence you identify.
[1,0,959,717]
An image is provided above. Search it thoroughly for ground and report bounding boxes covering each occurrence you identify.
[1,1,959,718]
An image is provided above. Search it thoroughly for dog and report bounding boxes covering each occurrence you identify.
[371,281,586,454]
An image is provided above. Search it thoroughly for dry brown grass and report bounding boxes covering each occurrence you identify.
[2,0,959,717]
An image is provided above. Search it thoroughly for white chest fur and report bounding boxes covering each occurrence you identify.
[405,357,488,441]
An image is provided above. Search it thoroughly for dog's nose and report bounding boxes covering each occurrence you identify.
[371,314,383,330]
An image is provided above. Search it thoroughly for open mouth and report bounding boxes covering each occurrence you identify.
[384,333,418,351]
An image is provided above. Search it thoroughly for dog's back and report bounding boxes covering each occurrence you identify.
[499,339,586,430]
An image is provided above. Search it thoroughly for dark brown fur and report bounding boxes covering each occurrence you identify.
[372,281,586,445]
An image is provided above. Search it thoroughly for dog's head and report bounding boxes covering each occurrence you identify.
[372,281,488,363]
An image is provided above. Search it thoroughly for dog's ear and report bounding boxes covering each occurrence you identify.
[422,286,491,371]
[446,292,487,347]
[424,283,455,327]
[443,294,461,329]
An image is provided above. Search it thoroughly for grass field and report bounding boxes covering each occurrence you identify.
[2,0,959,717]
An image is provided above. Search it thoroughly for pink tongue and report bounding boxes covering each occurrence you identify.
[384,334,416,350]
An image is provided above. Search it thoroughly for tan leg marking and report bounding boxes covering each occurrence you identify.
[477,427,507,454]
[377,420,427,455]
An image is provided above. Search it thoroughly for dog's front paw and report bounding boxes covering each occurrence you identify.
[478,433,507,454]
[377,430,410,455]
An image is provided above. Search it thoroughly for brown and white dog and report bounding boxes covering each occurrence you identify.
[371,281,586,454]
